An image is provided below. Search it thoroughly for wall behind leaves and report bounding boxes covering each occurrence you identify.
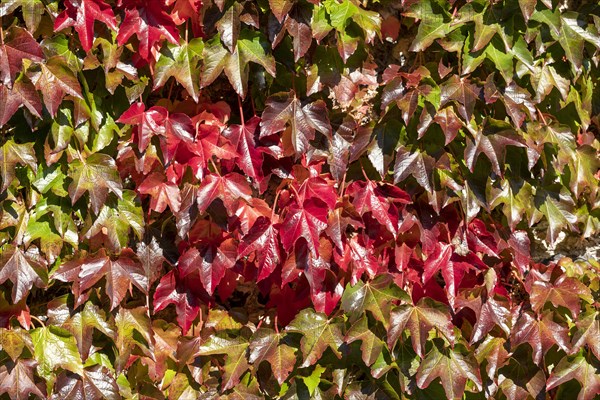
[0,0,599,398]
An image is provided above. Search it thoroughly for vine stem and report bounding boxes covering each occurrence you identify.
[30,315,46,328]
[237,95,245,126]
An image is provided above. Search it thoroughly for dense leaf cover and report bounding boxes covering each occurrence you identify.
[0,0,599,398]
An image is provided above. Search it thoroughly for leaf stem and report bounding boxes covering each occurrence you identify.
[30,315,46,328]
[237,95,245,126]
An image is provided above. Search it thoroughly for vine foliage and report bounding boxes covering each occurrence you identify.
[0,0,599,398]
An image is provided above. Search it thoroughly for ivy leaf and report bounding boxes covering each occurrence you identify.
[68,153,123,215]
[153,270,201,333]
[178,240,236,296]
[0,79,42,125]
[216,2,242,52]
[570,310,600,359]
[54,0,117,52]
[440,75,482,122]
[280,198,328,257]
[532,190,578,245]
[51,366,120,400]
[116,0,179,61]
[511,311,570,366]
[260,91,332,154]
[345,316,384,367]
[416,340,483,400]
[434,107,462,145]
[0,0,44,32]
[347,180,410,238]
[387,298,455,358]
[456,291,511,344]
[201,30,276,98]
[0,328,30,360]
[340,275,408,329]
[238,216,281,282]
[393,146,435,194]
[489,179,533,231]
[248,328,296,385]
[529,273,592,318]
[269,0,294,23]
[31,325,83,379]
[530,62,570,102]
[197,332,251,391]
[53,249,148,310]
[0,358,45,400]
[138,172,182,213]
[29,56,84,117]
[63,302,114,360]
[82,189,144,253]
[0,244,46,303]
[222,116,263,181]
[0,139,37,192]
[406,0,454,52]
[465,129,526,177]
[153,38,203,102]
[287,308,344,368]
[0,26,43,86]
[136,238,166,293]
[474,336,510,381]
[546,355,600,400]
[196,172,252,214]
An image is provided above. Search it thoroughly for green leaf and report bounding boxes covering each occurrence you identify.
[405,0,456,52]
[198,332,251,390]
[0,139,37,192]
[547,354,600,400]
[154,39,203,102]
[31,325,83,379]
[340,274,408,329]
[0,0,44,32]
[201,30,275,98]
[67,152,123,215]
[416,340,482,400]
[286,309,344,368]
[345,316,383,367]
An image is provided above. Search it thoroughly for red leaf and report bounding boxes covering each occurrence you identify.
[178,239,237,295]
[238,217,281,281]
[511,311,570,366]
[222,116,263,181]
[116,0,180,61]
[196,172,252,214]
[53,249,147,310]
[260,91,331,154]
[153,270,201,333]
[138,172,182,213]
[0,27,44,86]
[281,198,328,257]
[54,0,118,52]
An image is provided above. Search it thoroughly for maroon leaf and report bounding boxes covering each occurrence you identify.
[153,270,202,333]
[281,198,328,256]
[0,27,43,86]
[53,249,147,310]
[238,217,281,281]
[116,0,180,61]
[260,91,332,154]
[222,116,264,181]
[0,245,46,303]
[511,311,570,366]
